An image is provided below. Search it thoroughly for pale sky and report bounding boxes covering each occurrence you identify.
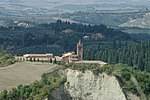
[0,0,149,10]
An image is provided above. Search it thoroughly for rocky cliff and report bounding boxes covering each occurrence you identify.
[64,69,127,100]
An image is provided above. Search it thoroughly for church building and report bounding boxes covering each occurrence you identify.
[61,40,83,63]
[15,40,107,65]
[77,40,83,61]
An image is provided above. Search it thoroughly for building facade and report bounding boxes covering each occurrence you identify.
[15,40,83,64]
[61,40,83,63]
[61,52,78,63]
[15,54,53,62]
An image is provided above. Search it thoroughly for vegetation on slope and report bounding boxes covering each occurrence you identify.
[0,52,15,67]
[0,71,66,100]
[135,72,150,98]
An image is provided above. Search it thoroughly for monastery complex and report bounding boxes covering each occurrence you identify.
[15,40,84,64]
[15,40,107,65]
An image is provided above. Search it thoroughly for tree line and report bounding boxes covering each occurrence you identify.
[84,41,150,72]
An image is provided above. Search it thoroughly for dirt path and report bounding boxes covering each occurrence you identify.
[131,75,147,100]
[0,62,58,91]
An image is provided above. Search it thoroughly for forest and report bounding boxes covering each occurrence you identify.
[0,20,129,55]
[84,41,150,72]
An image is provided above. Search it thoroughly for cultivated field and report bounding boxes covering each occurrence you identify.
[0,62,58,91]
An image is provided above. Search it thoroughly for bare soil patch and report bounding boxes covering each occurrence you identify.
[0,62,57,91]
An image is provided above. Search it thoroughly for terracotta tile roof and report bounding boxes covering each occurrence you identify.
[15,56,24,58]
[23,54,53,58]
[62,52,73,57]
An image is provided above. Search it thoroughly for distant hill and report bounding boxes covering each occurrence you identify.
[58,12,145,27]
[0,0,150,27]
[119,12,150,29]
[0,0,150,15]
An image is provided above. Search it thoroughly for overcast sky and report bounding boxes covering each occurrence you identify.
[3,0,150,3]
[1,0,150,10]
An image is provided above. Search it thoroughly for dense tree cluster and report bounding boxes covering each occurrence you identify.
[135,72,150,96]
[0,52,15,67]
[84,41,150,72]
[51,20,130,39]
[0,20,130,55]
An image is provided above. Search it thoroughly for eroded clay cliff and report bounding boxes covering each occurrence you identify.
[64,69,127,100]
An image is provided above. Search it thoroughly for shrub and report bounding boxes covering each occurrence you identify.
[125,81,138,95]
[121,69,131,81]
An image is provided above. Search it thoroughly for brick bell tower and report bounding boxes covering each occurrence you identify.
[77,40,83,61]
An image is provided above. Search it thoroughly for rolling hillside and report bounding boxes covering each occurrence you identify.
[120,12,150,29]
[0,62,59,91]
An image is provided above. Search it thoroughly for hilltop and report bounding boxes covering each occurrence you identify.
[120,12,150,29]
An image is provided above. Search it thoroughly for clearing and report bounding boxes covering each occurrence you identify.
[0,62,58,91]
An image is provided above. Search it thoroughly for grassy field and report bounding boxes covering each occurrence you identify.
[0,62,58,91]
